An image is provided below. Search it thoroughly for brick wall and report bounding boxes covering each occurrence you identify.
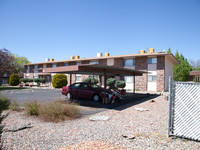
[135,56,147,91]
[99,59,107,65]
[157,56,165,92]
[114,58,124,67]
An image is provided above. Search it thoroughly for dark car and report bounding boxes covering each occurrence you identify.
[62,82,111,102]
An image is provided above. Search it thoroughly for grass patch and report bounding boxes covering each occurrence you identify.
[0,87,29,91]
[10,102,21,111]
[39,101,80,122]
[24,101,40,116]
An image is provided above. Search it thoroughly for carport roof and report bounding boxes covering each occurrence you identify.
[43,64,147,76]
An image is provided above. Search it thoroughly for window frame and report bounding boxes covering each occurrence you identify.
[124,59,135,67]
[147,58,157,64]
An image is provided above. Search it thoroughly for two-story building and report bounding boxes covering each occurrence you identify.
[24,48,179,92]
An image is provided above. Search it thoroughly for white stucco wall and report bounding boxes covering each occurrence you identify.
[165,56,174,91]
[147,64,157,91]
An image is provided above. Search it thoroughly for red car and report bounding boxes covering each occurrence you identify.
[62,82,110,102]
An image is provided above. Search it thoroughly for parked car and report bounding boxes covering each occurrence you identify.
[62,82,111,101]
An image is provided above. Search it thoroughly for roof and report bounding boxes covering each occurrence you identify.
[189,71,200,76]
[25,52,179,66]
[43,64,147,76]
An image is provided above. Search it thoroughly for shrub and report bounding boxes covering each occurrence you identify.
[24,101,39,116]
[106,78,116,89]
[28,79,33,82]
[20,78,28,83]
[39,101,80,122]
[10,101,20,111]
[52,74,67,88]
[115,80,126,88]
[82,77,98,84]
[9,74,20,86]
[0,94,10,148]
[39,78,46,84]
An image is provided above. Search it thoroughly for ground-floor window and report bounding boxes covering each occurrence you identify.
[75,74,82,82]
[148,75,157,82]
[196,76,200,82]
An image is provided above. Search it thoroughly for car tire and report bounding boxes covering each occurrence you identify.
[93,94,100,102]
[66,92,72,100]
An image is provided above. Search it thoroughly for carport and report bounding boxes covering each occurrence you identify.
[43,64,146,93]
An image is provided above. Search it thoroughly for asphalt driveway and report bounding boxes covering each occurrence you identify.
[1,88,159,115]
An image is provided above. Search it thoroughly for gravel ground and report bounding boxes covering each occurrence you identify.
[2,95,200,150]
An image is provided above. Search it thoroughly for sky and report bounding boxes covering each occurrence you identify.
[0,0,200,63]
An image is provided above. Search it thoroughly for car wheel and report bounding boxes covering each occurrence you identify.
[66,92,72,100]
[93,94,100,102]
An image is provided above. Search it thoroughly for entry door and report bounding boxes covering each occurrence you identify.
[124,76,134,91]
[147,75,157,91]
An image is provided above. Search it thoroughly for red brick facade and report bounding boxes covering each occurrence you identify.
[135,57,148,91]
[157,56,165,92]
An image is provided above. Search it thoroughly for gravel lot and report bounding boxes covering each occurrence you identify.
[2,95,200,149]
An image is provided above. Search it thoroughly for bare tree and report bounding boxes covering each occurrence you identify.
[0,48,15,82]
[189,59,200,71]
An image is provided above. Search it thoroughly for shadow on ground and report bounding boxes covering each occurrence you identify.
[71,93,160,111]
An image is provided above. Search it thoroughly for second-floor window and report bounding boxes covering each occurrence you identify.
[148,58,157,64]
[90,61,99,64]
[77,62,81,65]
[34,65,38,69]
[64,63,68,66]
[124,59,135,66]
[52,64,57,68]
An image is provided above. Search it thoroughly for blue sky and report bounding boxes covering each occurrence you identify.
[0,0,200,63]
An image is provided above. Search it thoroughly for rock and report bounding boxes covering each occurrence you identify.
[89,116,110,121]
[149,99,155,103]
[134,107,149,112]
[122,134,135,139]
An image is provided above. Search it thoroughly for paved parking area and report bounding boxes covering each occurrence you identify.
[1,88,159,115]
[1,89,65,104]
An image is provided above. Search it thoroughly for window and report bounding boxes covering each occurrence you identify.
[124,76,133,83]
[27,66,30,70]
[124,59,135,66]
[196,76,200,82]
[71,83,80,88]
[77,62,81,65]
[90,61,99,64]
[26,74,29,79]
[148,58,157,64]
[34,75,38,79]
[89,75,98,79]
[148,75,157,82]
[64,63,68,66]
[52,64,57,68]
[34,65,38,69]
[34,70,38,73]
[75,74,81,82]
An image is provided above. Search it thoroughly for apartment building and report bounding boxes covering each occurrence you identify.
[24,48,179,92]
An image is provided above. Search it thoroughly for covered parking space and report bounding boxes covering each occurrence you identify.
[43,64,147,93]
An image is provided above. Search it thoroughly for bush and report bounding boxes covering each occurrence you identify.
[0,94,10,148]
[115,80,126,88]
[20,78,28,83]
[39,78,46,84]
[52,74,68,88]
[10,101,20,111]
[24,101,39,116]
[39,101,80,122]
[9,74,20,86]
[28,79,33,82]
[82,77,98,84]
[106,78,116,89]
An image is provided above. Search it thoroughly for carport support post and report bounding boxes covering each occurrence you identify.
[133,74,135,94]
[70,74,72,85]
[103,69,107,103]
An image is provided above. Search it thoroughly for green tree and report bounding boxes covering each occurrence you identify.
[12,54,31,73]
[174,51,192,81]
[166,48,172,54]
